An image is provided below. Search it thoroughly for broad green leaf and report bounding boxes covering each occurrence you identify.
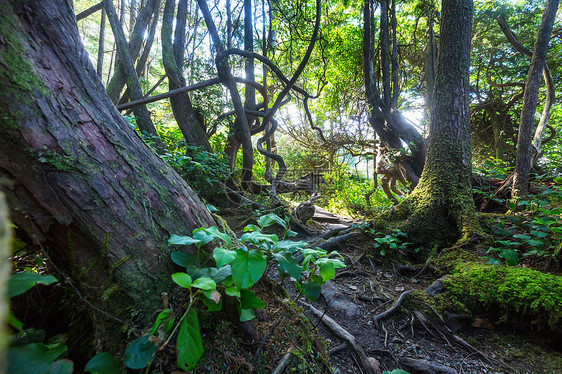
[203,289,221,303]
[231,248,266,289]
[170,251,199,268]
[382,370,411,374]
[239,289,265,309]
[318,261,335,282]
[7,343,66,374]
[302,282,322,301]
[257,213,288,229]
[275,240,307,253]
[530,230,549,238]
[200,226,232,246]
[225,286,240,297]
[553,176,562,184]
[513,234,531,241]
[202,295,222,312]
[49,359,74,374]
[192,277,216,290]
[240,231,278,245]
[211,265,232,283]
[8,310,23,330]
[243,224,261,232]
[85,353,121,374]
[9,272,58,298]
[150,309,171,335]
[501,249,519,266]
[172,272,192,288]
[176,309,204,371]
[526,239,544,247]
[273,252,303,280]
[213,247,236,267]
[239,308,256,322]
[168,235,200,246]
[192,228,215,246]
[123,335,158,369]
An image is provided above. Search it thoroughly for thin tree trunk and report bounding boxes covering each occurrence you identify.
[162,0,211,150]
[512,0,559,196]
[425,0,437,112]
[97,8,106,78]
[244,0,256,112]
[0,0,215,350]
[106,0,159,103]
[103,0,166,152]
[118,1,162,104]
[380,0,391,107]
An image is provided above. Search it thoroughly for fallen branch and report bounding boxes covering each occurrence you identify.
[372,290,413,327]
[272,346,294,374]
[401,357,458,374]
[299,301,380,374]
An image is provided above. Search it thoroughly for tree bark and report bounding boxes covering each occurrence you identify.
[96,8,106,78]
[0,0,215,350]
[162,0,211,151]
[508,0,559,196]
[395,0,476,243]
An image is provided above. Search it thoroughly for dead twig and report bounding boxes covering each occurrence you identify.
[299,301,379,374]
[272,346,294,374]
[372,290,413,327]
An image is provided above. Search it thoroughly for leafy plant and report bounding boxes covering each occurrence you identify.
[371,229,413,257]
[6,272,74,374]
[124,213,345,371]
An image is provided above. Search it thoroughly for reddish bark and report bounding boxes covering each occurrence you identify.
[0,0,215,347]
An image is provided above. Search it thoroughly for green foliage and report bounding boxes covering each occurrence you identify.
[84,353,121,374]
[162,145,230,205]
[124,213,345,371]
[482,184,562,265]
[444,264,562,330]
[6,275,76,374]
[8,271,57,298]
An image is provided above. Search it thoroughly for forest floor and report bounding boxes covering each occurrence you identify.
[218,207,562,374]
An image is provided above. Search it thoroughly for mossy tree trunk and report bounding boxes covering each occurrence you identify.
[0,0,216,350]
[395,0,477,243]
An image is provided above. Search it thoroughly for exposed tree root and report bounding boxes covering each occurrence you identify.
[300,301,381,374]
[372,290,413,327]
[401,357,458,374]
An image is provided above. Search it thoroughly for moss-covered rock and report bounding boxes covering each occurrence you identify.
[443,264,562,332]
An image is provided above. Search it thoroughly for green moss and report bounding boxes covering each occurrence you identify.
[0,4,49,98]
[428,247,479,275]
[443,263,562,331]
[38,148,76,171]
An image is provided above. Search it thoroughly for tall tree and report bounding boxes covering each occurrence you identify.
[0,0,216,349]
[162,0,212,150]
[512,0,560,197]
[393,0,476,242]
[103,0,166,152]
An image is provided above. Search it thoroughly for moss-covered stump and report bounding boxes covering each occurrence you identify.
[442,264,562,334]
